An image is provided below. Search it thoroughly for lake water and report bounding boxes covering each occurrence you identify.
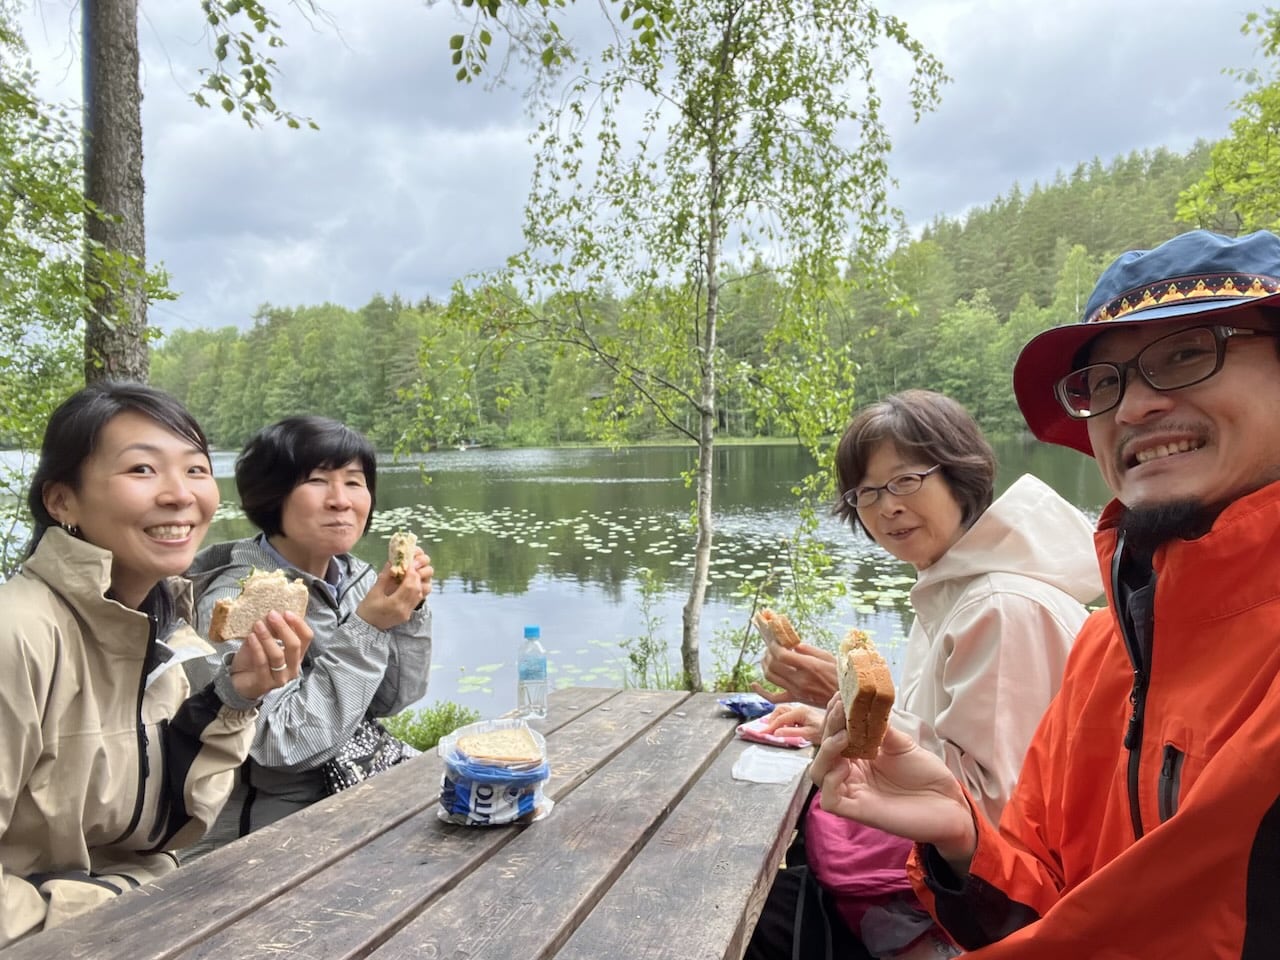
[3,440,1110,719]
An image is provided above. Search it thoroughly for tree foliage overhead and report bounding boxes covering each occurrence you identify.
[1178,6,1280,232]
[192,0,322,129]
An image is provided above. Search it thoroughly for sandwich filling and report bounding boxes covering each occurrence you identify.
[388,530,417,580]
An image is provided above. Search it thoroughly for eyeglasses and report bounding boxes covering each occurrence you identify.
[843,465,942,510]
[1055,324,1275,420]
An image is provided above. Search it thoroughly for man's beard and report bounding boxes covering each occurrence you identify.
[1117,499,1224,557]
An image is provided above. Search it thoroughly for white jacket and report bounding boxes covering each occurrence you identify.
[891,473,1102,826]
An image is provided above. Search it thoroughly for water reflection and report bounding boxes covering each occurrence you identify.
[3,440,1105,718]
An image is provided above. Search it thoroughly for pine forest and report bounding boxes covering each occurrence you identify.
[147,144,1212,451]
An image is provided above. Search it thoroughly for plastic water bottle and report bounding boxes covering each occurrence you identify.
[517,625,548,719]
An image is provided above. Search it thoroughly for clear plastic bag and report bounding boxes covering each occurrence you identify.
[437,718,554,826]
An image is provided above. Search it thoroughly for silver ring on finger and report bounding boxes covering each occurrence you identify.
[270,663,288,673]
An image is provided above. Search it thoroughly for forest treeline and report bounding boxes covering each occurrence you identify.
[150,143,1212,450]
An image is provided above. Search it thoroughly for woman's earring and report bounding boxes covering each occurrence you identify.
[61,522,81,537]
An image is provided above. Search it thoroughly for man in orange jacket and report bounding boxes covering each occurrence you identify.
[811,228,1280,958]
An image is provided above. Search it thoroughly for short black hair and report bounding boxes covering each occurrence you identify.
[235,416,378,537]
[833,389,996,539]
[26,381,210,555]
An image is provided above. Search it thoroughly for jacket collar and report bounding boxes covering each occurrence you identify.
[1095,479,1280,623]
[910,474,1103,634]
[22,528,155,657]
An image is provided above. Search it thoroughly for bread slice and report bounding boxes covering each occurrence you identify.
[209,568,309,642]
[837,628,895,759]
[456,726,541,764]
[388,530,417,581]
[752,608,802,649]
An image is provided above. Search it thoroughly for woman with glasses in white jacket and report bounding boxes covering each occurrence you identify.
[746,390,1102,960]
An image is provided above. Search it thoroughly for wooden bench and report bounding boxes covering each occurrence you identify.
[7,687,810,960]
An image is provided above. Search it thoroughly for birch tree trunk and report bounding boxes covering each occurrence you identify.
[449,0,945,692]
[682,287,717,689]
[680,78,727,691]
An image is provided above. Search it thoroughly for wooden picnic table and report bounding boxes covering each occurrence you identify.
[7,687,811,960]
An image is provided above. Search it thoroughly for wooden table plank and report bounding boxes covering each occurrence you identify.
[526,685,619,719]
[5,687,805,960]
[2,686,639,960]
[555,694,811,960]
[366,694,741,960]
[172,688,692,960]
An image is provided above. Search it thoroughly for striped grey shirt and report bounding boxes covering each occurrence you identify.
[183,535,431,830]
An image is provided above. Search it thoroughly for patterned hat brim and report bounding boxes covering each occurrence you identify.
[1013,291,1280,457]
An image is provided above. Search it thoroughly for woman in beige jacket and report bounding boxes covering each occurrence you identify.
[0,382,311,948]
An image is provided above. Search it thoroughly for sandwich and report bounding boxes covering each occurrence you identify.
[837,628,895,760]
[456,726,542,765]
[388,530,418,581]
[208,568,310,642]
[751,608,803,649]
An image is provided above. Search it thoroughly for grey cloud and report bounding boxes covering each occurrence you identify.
[885,0,1253,222]
[22,0,1266,333]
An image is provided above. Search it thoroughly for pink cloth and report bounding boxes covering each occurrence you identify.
[803,791,918,932]
[735,717,811,748]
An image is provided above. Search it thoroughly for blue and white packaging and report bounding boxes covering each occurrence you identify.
[437,718,553,826]
[718,692,774,721]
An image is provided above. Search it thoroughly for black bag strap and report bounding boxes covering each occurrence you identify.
[791,864,834,960]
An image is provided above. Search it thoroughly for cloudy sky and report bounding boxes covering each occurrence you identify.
[19,0,1262,332]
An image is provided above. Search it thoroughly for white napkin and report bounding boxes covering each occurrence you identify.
[731,744,812,783]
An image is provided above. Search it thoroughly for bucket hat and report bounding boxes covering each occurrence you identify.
[1014,230,1280,456]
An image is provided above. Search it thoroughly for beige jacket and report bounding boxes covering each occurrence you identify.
[0,529,258,948]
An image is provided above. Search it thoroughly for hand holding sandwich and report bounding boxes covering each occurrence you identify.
[749,609,838,707]
[211,570,314,699]
[357,537,433,631]
[227,611,313,700]
[752,644,838,707]
[811,695,978,877]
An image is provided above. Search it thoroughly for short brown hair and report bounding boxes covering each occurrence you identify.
[833,389,996,538]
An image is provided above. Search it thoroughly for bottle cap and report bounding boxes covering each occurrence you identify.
[524,625,540,639]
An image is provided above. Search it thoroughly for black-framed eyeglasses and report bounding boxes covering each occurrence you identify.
[843,465,942,510]
[1055,324,1275,420]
